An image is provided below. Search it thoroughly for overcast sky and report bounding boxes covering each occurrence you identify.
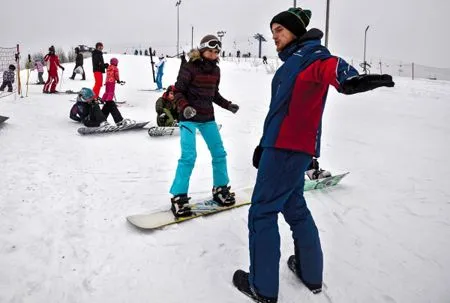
[1,0,449,67]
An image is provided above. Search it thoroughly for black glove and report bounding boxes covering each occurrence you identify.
[61,66,65,71]
[228,103,239,114]
[341,74,395,95]
[252,145,263,169]
[104,63,109,69]
[117,80,126,85]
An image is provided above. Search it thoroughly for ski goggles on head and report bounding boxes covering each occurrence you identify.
[199,39,222,51]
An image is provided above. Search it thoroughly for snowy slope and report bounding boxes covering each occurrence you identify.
[0,54,449,303]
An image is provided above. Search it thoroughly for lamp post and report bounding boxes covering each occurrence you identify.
[176,0,181,57]
[325,0,330,47]
[293,0,296,8]
[363,25,370,74]
[191,25,194,50]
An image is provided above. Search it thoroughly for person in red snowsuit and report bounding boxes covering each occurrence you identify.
[43,45,65,93]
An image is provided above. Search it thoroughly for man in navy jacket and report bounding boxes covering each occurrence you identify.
[233,7,394,303]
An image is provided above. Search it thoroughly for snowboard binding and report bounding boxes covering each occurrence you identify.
[171,194,192,218]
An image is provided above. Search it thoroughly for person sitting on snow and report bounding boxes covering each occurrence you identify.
[155,85,178,126]
[69,87,107,127]
[0,64,16,93]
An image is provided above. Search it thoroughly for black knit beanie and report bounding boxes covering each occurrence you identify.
[270,8,312,38]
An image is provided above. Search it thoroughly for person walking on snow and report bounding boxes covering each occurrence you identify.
[70,47,86,80]
[91,42,108,98]
[101,57,127,126]
[169,34,240,218]
[155,54,166,90]
[43,46,65,93]
[232,7,395,303]
[0,64,15,92]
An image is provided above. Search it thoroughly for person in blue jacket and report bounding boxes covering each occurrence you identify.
[232,7,395,303]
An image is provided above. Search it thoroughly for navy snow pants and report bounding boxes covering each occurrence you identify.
[248,147,323,298]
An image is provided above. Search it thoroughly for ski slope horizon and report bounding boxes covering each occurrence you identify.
[0,54,449,303]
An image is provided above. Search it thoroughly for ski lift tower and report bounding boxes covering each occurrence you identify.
[253,33,267,58]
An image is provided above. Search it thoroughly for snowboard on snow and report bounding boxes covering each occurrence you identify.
[127,172,349,230]
[0,115,9,124]
[77,121,149,135]
[148,124,223,137]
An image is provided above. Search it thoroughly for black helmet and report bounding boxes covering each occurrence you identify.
[49,45,55,53]
[9,64,15,71]
[75,47,80,53]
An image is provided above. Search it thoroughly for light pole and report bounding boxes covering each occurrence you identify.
[176,0,181,57]
[191,25,194,50]
[293,0,296,8]
[363,25,370,74]
[325,0,330,47]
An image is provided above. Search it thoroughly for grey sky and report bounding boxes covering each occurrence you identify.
[1,0,449,67]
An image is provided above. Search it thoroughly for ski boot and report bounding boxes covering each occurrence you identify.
[212,185,236,206]
[232,270,278,303]
[287,255,322,294]
[305,158,331,180]
[306,169,332,180]
[171,194,192,218]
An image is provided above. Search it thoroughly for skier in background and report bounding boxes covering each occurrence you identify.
[33,60,45,84]
[70,47,86,80]
[155,54,166,91]
[0,64,15,92]
[232,7,395,303]
[169,34,240,218]
[43,46,65,93]
[155,85,178,126]
[101,57,127,126]
[92,42,108,98]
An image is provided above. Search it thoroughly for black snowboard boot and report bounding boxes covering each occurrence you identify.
[171,194,192,218]
[287,255,322,294]
[212,185,236,206]
[232,270,277,303]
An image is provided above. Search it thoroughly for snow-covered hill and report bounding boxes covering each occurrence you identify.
[0,54,449,303]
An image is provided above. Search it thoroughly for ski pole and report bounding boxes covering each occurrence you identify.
[59,69,64,90]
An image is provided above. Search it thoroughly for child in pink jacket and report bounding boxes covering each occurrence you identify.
[101,57,126,125]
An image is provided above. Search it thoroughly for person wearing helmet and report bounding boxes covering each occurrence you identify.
[155,85,178,126]
[43,45,65,93]
[69,87,107,127]
[70,47,86,80]
[155,54,166,90]
[101,57,127,126]
[169,34,240,218]
[0,64,16,93]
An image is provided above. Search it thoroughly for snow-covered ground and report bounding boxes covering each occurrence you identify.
[0,54,449,303]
